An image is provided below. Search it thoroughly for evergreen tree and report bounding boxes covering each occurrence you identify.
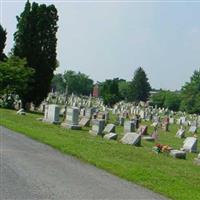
[0,24,7,61]
[13,0,59,106]
[130,67,151,102]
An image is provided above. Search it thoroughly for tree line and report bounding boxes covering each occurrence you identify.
[52,67,151,106]
[150,69,200,114]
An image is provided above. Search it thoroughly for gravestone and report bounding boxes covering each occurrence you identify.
[137,125,148,135]
[105,111,109,121]
[121,132,141,146]
[85,107,95,119]
[170,150,186,159]
[104,132,118,140]
[16,108,26,115]
[169,118,175,124]
[194,153,200,165]
[176,128,185,138]
[124,121,135,133]
[61,107,81,130]
[97,112,105,120]
[189,126,197,134]
[119,116,125,126]
[142,136,155,141]
[182,137,198,152]
[89,119,105,135]
[79,117,90,127]
[103,124,115,133]
[43,104,60,124]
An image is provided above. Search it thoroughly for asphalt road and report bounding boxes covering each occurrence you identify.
[0,126,168,200]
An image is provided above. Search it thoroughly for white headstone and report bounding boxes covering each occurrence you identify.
[61,107,81,130]
[121,132,141,146]
[182,137,198,152]
[43,104,60,124]
[124,121,135,133]
[104,133,117,140]
[103,124,115,133]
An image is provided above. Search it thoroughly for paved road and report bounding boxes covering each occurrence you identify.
[0,126,168,200]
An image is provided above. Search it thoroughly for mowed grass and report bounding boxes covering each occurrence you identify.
[1,108,200,200]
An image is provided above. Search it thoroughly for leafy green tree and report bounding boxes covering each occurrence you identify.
[0,24,7,61]
[118,80,130,101]
[0,56,34,99]
[100,78,121,106]
[13,1,59,106]
[151,90,181,111]
[180,69,200,114]
[51,73,65,93]
[63,70,93,95]
[129,67,151,102]
[150,90,166,108]
[164,91,181,111]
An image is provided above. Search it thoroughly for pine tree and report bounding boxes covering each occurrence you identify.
[130,67,151,102]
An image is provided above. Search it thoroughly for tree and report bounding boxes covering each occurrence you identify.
[180,69,200,114]
[51,73,65,93]
[129,67,151,102]
[163,91,181,111]
[0,56,34,100]
[150,90,166,108]
[100,78,121,106]
[0,24,7,61]
[151,90,181,111]
[118,80,130,101]
[63,70,93,95]
[13,1,59,106]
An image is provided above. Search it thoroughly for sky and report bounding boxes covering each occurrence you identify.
[1,0,200,90]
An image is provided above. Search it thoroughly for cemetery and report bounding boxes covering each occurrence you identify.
[1,1,200,199]
[1,94,200,200]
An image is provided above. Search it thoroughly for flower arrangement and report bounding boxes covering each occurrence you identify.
[152,143,172,154]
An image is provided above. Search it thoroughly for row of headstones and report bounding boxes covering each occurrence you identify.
[43,104,110,129]
[42,104,199,161]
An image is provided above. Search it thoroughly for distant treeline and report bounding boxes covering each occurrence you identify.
[52,67,151,107]
[150,70,200,114]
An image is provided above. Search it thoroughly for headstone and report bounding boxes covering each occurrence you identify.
[85,107,95,119]
[121,132,141,146]
[43,104,60,124]
[142,136,155,141]
[182,137,198,152]
[79,117,90,127]
[189,126,197,134]
[104,133,118,140]
[170,150,186,159]
[194,153,200,165]
[119,116,125,126]
[151,131,158,141]
[89,119,105,135]
[176,128,185,138]
[169,118,175,124]
[61,107,81,130]
[137,125,148,135]
[103,124,115,133]
[16,108,26,115]
[97,112,105,120]
[124,121,135,133]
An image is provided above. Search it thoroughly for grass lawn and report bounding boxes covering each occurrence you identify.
[1,108,200,200]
